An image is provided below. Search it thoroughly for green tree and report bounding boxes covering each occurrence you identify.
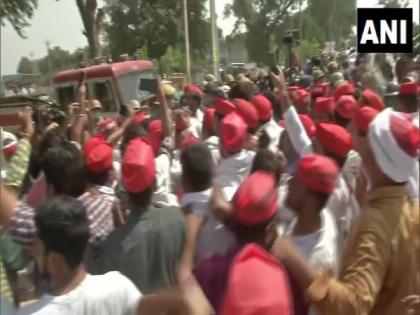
[308,0,356,47]
[37,46,76,75]
[225,0,296,64]
[17,57,34,74]
[104,0,210,64]
[0,0,37,37]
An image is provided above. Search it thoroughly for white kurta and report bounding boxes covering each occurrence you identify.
[204,135,221,166]
[258,119,283,153]
[283,106,313,156]
[154,153,179,207]
[213,149,255,201]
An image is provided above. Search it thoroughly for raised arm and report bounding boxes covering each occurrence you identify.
[70,82,88,144]
[271,71,312,156]
[156,76,173,138]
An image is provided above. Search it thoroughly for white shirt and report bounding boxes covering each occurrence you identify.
[341,149,361,193]
[258,119,283,153]
[154,153,179,207]
[286,209,338,315]
[326,173,360,249]
[283,106,312,156]
[181,189,234,262]
[213,150,255,201]
[18,272,141,315]
[204,135,220,165]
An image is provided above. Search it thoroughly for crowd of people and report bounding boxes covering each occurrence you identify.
[0,51,419,315]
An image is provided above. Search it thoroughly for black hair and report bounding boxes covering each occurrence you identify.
[120,123,147,155]
[127,185,154,210]
[35,196,90,270]
[310,191,330,211]
[233,217,274,245]
[86,170,110,186]
[42,142,87,197]
[398,94,418,113]
[251,149,284,185]
[181,143,214,192]
[334,111,351,128]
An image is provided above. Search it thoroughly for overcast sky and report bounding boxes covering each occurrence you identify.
[1,0,418,75]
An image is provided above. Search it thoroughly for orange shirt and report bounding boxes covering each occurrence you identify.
[308,186,420,315]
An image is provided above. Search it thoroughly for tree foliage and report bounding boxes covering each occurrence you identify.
[0,0,38,37]
[225,0,296,64]
[104,0,210,64]
[308,0,356,46]
[17,57,34,74]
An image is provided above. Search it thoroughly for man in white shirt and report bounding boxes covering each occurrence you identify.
[284,154,340,315]
[213,112,255,201]
[18,196,189,315]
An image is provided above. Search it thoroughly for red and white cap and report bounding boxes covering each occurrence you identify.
[1,131,18,158]
[368,108,419,182]
[298,153,339,194]
[122,137,156,193]
[233,171,278,225]
[97,118,117,134]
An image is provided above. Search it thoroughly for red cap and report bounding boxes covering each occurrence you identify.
[122,138,156,193]
[233,98,259,129]
[3,141,18,158]
[287,86,300,103]
[84,134,106,154]
[399,82,420,96]
[147,119,163,155]
[390,114,420,157]
[184,84,203,96]
[220,112,248,153]
[295,89,310,111]
[220,244,292,315]
[133,112,146,124]
[252,95,272,122]
[315,96,336,115]
[299,114,316,139]
[362,88,385,111]
[181,134,200,152]
[233,171,278,225]
[85,142,113,173]
[335,95,358,119]
[298,154,339,194]
[316,121,353,157]
[333,82,355,101]
[97,118,117,134]
[203,108,216,133]
[215,97,236,117]
[310,83,329,98]
[352,106,379,134]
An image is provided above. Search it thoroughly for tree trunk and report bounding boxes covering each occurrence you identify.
[76,0,101,58]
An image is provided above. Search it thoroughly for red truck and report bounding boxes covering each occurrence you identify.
[53,60,156,112]
[0,60,156,130]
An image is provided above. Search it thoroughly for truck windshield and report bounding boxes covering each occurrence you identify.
[118,70,155,105]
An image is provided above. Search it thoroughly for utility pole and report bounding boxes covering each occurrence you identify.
[183,0,192,83]
[210,0,220,80]
[45,40,53,86]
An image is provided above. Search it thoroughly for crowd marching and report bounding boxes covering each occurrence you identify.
[0,53,419,315]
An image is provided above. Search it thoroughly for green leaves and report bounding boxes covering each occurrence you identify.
[0,0,38,38]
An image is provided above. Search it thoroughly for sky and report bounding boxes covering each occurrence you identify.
[1,0,418,75]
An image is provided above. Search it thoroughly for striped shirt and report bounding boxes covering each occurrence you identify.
[10,192,114,251]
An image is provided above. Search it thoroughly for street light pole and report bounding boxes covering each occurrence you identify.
[210,0,220,80]
[183,0,192,83]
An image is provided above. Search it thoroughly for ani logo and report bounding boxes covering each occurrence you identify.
[357,8,413,53]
